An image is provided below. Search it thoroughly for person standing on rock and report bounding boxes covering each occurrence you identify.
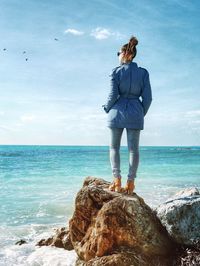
[102,35,152,195]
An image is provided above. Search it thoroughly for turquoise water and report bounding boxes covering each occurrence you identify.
[0,145,199,265]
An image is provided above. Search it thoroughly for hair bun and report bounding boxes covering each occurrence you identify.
[129,36,138,46]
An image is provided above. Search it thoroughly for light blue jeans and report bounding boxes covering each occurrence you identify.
[109,127,141,180]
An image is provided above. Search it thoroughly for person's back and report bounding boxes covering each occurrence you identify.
[102,35,153,195]
[104,61,152,129]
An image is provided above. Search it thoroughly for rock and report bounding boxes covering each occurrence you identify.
[68,176,176,263]
[15,239,27,245]
[75,246,172,266]
[36,227,73,250]
[36,178,200,265]
[170,240,200,266]
[167,187,200,200]
[155,187,200,246]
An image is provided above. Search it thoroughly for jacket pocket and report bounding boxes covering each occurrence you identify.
[138,100,144,116]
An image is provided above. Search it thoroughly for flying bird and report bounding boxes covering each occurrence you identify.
[23,51,26,54]
[3,48,7,51]
[25,58,28,61]
[54,38,59,41]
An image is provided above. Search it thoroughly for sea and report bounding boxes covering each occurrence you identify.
[0,145,199,266]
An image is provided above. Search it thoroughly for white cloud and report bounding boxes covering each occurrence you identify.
[143,131,161,137]
[64,28,84,36]
[63,27,124,40]
[20,114,36,122]
[0,124,21,132]
[90,27,124,40]
[151,109,200,122]
[90,27,111,40]
[184,110,200,118]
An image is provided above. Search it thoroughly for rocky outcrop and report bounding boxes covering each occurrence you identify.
[68,176,175,263]
[36,227,73,250]
[75,247,172,266]
[36,177,200,265]
[155,187,200,246]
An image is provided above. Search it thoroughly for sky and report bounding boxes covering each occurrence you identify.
[0,0,200,146]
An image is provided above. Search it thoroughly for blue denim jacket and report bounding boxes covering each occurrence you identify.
[102,61,152,129]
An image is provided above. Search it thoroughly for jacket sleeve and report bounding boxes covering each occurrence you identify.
[102,68,120,113]
[141,69,153,116]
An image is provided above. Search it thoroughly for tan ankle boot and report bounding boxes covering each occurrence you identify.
[108,177,122,192]
[124,179,135,195]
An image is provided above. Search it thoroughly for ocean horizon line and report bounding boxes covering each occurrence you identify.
[0,144,199,147]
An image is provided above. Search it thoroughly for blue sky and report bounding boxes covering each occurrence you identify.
[0,0,200,145]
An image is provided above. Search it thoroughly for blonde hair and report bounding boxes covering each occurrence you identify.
[121,36,138,62]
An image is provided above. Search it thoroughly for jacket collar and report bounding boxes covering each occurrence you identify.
[120,61,137,67]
